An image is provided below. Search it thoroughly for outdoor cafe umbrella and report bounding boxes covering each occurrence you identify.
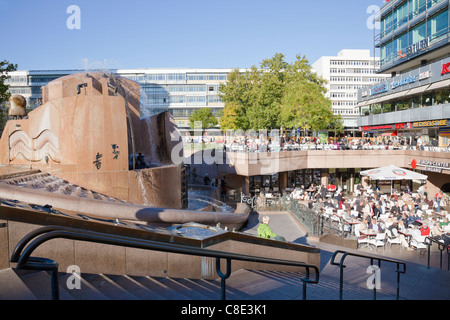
[360,165,428,194]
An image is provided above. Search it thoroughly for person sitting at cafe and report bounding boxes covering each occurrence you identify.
[324,198,336,209]
[390,201,401,215]
[431,221,445,240]
[407,211,421,228]
[314,197,325,212]
[420,222,431,237]
[369,218,384,233]
[363,200,373,217]
[358,219,369,234]
[372,203,383,220]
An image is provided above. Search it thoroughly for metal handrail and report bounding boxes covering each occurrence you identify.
[330,250,406,300]
[11,226,320,300]
[426,236,450,271]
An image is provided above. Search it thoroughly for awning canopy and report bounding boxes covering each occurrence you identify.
[407,84,431,96]
[426,79,450,92]
[360,165,428,181]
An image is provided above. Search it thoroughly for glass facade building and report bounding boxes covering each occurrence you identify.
[3,68,243,130]
[357,0,450,146]
[377,0,450,73]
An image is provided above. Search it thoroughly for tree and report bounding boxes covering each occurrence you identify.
[328,114,345,139]
[280,80,333,135]
[219,53,332,133]
[0,60,18,131]
[219,101,249,131]
[188,108,218,131]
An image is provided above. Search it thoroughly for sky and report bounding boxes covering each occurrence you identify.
[0,0,385,71]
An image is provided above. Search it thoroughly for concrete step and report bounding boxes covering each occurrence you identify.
[132,275,191,300]
[58,272,109,300]
[0,269,36,300]
[82,274,139,300]
[155,277,214,300]
[19,270,74,300]
[106,275,168,300]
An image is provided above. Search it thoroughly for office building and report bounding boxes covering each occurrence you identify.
[312,49,390,132]
[3,68,244,132]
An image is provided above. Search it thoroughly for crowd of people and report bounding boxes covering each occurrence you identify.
[219,135,450,153]
[288,182,450,251]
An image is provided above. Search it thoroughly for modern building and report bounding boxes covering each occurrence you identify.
[3,68,245,132]
[357,0,450,146]
[312,49,390,132]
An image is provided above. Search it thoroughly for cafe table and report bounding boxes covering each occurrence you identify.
[360,229,378,248]
[342,217,360,235]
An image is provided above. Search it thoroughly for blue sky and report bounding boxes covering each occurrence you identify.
[0,0,385,70]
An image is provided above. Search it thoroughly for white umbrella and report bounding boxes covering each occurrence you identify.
[360,165,428,194]
[360,165,428,181]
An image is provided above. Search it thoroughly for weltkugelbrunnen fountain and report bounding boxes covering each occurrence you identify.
[0,72,249,231]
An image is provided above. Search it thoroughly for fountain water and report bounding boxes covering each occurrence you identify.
[187,189,233,213]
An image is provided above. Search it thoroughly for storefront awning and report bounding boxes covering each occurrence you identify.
[376,90,410,103]
[365,98,380,105]
[426,79,450,92]
[406,84,431,96]
[357,101,368,107]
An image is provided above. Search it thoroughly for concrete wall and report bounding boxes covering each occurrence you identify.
[220,149,450,196]
[0,207,320,281]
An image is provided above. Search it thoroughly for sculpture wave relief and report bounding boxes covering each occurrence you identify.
[9,130,61,163]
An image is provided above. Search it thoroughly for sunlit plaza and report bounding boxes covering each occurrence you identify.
[0,0,449,307]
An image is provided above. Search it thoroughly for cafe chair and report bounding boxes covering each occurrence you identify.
[369,232,386,251]
[386,229,402,247]
[410,234,428,251]
[354,226,370,249]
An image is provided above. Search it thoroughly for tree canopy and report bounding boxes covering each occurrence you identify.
[0,60,18,131]
[219,53,333,133]
[188,107,218,130]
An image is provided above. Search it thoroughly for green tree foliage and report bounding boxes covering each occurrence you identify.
[0,60,18,132]
[328,114,345,138]
[219,53,333,132]
[188,107,218,130]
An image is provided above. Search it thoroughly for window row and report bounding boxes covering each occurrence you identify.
[169,108,223,118]
[360,87,450,116]
[380,0,445,39]
[330,77,381,82]
[330,60,372,66]
[380,9,449,65]
[142,95,223,105]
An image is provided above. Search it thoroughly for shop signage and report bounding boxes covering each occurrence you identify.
[391,75,417,89]
[411,159,450,173]
[442,62,450,76]
[370,83,388,96]
[361,123,408,132]
[412,119,449,128]
[397,37,431,60]
[419,71,431,80]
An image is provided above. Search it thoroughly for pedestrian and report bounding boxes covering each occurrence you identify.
[257,216,279,240]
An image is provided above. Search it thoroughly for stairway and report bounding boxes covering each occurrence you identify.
[0,267,408,301]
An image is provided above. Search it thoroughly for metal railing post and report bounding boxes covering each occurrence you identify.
[216,258,232,300]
